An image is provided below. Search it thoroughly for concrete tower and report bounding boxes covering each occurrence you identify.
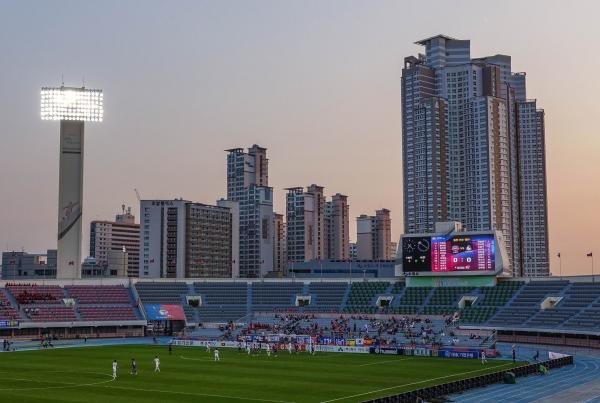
[41,86,103,278]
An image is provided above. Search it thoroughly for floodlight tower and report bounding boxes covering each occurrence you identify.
[41,86,103,279]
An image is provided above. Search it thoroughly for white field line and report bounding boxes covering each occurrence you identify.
[0,371,114,391]
[320,362,515,403]
[358,358,413,367]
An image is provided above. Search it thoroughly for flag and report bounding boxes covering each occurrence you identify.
[587,252,594,257]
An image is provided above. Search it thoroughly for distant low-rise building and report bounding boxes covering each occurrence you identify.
[1,250,57,279]
[89,205,140,277]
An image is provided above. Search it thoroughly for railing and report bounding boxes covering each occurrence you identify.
[363,355,573,403]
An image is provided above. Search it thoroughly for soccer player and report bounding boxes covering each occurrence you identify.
[112,360,118,380]
[214,349,220,362]
[266,343,271,357]
[131,358,137,375]
[481,351,487,364]
[246,343,251,355]
[154,356,161,372]
[206,342,211,353]
[168,343,172,355]
[287,342,293,354]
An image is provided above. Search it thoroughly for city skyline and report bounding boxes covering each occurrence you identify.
[1,1,599,276]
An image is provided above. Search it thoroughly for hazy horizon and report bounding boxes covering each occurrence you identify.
[1,0,599,276]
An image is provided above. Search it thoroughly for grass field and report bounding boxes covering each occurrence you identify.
[0,344,522,403]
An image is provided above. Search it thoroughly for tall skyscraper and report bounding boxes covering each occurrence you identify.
[325,193,350,260]
[356,209,392,260]
[139,199,234,278]
[226,145,274,277]
[89,206,140,277]
[401,35,549,276]
[286,185,325,263]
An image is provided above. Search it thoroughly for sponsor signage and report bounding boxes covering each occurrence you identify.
[0,320,19,329]
[439,348,480,359]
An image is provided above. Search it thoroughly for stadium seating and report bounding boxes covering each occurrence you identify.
[65,285,130,304]
[251,282,304,309]
[345,281,389,312]
[306,282,348,311]
[78,306,137,321]
[24,305,76,322]
[2,279,600,336]
[7,284,63,304]
[135,282,189,303]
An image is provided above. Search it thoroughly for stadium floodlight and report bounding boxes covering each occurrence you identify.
[41,84,104,279]
[41,87,103,121]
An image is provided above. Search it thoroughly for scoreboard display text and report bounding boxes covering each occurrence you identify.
[402,234,495,274]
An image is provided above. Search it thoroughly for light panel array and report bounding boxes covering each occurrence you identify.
[41,87,103,122]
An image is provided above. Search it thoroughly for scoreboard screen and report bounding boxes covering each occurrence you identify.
[402,234,495,273]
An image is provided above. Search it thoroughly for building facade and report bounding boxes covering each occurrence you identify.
[1,250,57,279]
[89,206,140,277]
[286,185,325,263]
[401,35,549,276]
[226,145,274,277]
[139,199,234,278]
[272,213,287,276]
[325,193,350,260]
[356,209,392,260]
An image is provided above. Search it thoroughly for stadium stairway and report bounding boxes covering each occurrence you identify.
[0,287,24,320]
[339,281,352,310]
[246,282,252,317]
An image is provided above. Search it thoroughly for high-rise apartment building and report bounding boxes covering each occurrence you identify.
[401,35,549,276]
[324,193,350,260]
[139,199,234,278]
[89,206,140,277]
[356,209,392,260]
[286,185,325,263]
[272,213,287,275]
[517,101,549,276]
[226,145,274,277]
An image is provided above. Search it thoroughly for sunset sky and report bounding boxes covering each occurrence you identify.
[1,0,599,276]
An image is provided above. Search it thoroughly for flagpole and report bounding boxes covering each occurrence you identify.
[558,253,562,279]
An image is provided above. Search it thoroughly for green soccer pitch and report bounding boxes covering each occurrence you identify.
[0,345,521,403]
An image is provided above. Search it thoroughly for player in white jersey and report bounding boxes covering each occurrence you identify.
[246,343,251,355]
[266,343,271,357]
[154,356,161,372]
[112,360,118,379]
[287,342,293,354]
[214,349,220,362]
[206,341,211,353]
[481,351,487,364]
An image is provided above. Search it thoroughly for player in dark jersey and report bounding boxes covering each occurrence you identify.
[130,358,137,375]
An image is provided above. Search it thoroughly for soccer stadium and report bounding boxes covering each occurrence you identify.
[0,268,596,402]
[3,2,599,402]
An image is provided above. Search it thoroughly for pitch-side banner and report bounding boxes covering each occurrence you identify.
[549,351,569,359]
[171,339,369,353]
[144,304,186,321]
